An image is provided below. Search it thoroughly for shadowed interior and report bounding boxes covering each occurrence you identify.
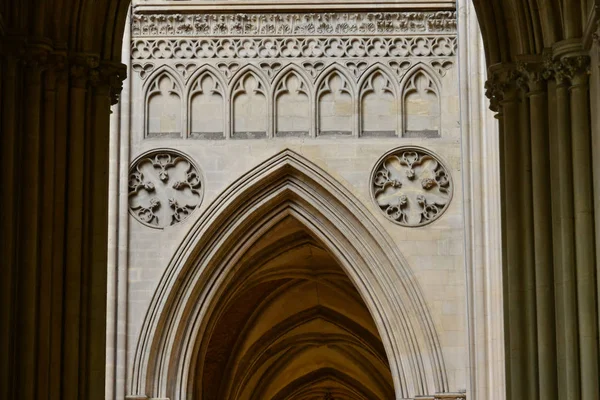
[194,216,395,400]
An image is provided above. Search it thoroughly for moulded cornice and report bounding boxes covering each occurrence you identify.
[133,0,456,13]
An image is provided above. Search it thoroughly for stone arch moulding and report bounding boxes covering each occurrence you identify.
[315,63,357,136]
[143,65,185,139]
[128,149,449,400]
[270,64,314,137]
[399,63,442,138]
[357,63,400,138]
[229,64,270,139]
[185,65,228,139]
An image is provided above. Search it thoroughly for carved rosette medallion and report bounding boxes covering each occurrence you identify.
[371,147,452,227]
[128,149,204,229]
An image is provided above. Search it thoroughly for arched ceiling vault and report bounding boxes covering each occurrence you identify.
[194,216,395,400]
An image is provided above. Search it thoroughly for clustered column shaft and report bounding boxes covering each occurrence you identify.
[0,39,125,400]
[486,52,599,399]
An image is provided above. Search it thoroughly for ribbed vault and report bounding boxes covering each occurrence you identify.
[195,216,394,399]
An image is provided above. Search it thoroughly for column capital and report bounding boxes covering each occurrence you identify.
[560,55,591,87]
[485,64,520,112]
[516,58,549,95]
[70,53,127,103]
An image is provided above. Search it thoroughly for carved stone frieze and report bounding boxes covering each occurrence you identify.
[371,147,452,227]
[128,149,204,229]
[131,36,457,60]
[131,9,456,138]
[131,11,457,37]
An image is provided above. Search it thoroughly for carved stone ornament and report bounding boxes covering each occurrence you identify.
[128,149,204,229]
[131,36,457,60]
[131,11,457,37]
[371,147,452,227]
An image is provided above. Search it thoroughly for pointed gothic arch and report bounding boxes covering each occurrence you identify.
[186,65,228,139]
[399,63,442,137]
[315,64,357,136]
[358,63,400,137]
[129,150,449,400]
[271,65,313,137]
[229,65,270,138]
[143,65,184,138]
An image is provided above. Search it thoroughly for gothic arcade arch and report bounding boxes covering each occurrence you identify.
[129,150,449,399]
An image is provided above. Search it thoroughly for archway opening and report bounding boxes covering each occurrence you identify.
[194,215,394,400]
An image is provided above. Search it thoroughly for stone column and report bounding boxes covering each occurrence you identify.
[590,26,600,362]
[0,39,125,400]
[486,50,599,400]
[519,59,558,399]
[563,54,599,400]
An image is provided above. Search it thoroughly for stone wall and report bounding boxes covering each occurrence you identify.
[111,1,482,399]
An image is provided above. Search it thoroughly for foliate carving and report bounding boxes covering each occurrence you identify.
[132,8,457,140]
[131,36,457,60]
[484,66,520,112]
[371,147,452,227]
[559,55,591,85]
[131,11,457,37]
[128,149,203,229]
[515,61,547,93]
[71,56,127,104]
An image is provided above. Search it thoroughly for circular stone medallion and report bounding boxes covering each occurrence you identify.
[371,146,453,227]
[128,149,204,229]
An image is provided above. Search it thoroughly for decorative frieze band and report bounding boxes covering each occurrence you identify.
[131,36,457,60]
[132,58,453,82]
[131,11,457,38]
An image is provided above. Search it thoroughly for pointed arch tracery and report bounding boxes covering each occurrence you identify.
[187,65,227,139]
[315,65,356,136]
[272,65,313,137]
[144,66,184,138]
[230,65,270,138]
[358,64,399,137]
[400,64,442,137]
[129,150,449,400]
